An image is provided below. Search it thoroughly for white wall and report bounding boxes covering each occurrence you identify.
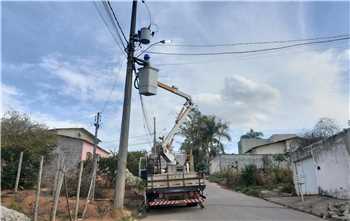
[292,129,350,199]
[209,154,289,174]
[294,158,318,195]
[313,134,350,199]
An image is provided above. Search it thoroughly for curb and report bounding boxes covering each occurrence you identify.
[262,197,329,220]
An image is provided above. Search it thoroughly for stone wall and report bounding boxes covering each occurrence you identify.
[42,136,83,186]
[209,154,289,174]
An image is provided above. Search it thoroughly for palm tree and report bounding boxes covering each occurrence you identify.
[180,108,231,172]
[241,129,264,139]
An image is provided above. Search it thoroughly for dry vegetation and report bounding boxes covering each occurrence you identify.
[208,165,295,197]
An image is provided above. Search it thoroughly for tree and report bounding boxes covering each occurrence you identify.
[301,117,341,147]
[1,111,57,189]
[180,108,231,172]
[127,150,147,176]
[241,129,264,139]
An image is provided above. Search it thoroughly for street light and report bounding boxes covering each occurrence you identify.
[136,39,171,57]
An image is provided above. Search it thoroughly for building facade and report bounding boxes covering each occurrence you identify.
[291,129,350,199]
[239,134,300,154]
[209,154,289,174]
[42,128,110,184]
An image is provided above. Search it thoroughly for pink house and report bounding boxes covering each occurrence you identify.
[43,128,110,183]
[52,127,110,161]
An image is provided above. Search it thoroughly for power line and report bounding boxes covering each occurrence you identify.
[103,135,154,143]
[106,1,128,44]
[103,140,153,146]
[129,141,153,146]
[139,94,153,139]
[156,34,350,48]
[101,1,127,50]
[100,58,125,114]
[153,41,349,67]
[141,0,152,28]
[92,1,126,54]
[148,37,350,56]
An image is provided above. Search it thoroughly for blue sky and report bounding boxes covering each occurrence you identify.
[1,1,349,153]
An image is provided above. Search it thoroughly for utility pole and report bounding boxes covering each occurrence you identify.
[82,112,101,218]
[113,0,138,209]
[91,112,101,199]
[87,113,101,201]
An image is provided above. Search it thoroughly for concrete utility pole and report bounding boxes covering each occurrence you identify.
[113,0,138,209]
[82,112,101,218]
[91,112,101,199]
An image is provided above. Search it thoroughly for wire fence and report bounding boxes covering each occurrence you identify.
[1,151,122,221]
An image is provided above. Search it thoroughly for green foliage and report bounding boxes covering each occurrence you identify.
[127,150,147,176]
[98,155,118,185]
[1,111,57,189]
[209,164,295,196]
[180,108,231,173]
[241,129,264,139]
[67,151,146,195]
[239,165,258,186]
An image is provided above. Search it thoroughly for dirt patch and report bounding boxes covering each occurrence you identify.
[1,188,142,221]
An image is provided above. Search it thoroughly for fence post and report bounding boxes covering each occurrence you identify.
[14,151,24,192]
[52,155,61,197]
[51,159,65,221]
[81,158,98,219]
[74,161,84,221]
[34,156,44,221]
[63,173,73,221]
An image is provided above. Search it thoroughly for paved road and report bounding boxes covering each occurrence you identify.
[142,181,323,221]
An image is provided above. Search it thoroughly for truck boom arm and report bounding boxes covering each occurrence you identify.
[157,81,193,163]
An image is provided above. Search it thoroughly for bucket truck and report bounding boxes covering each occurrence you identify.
[136,59,206,209]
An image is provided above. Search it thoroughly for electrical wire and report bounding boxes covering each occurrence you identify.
[100,58,125,114]
[106,1,128,44]
[156,34,350,48]
[102,1,127,50]
[148,37,350,56]
[154,41,349,67]
[92,1,126,55]
[133,68,154,143]
[142,0,152,28]
[103,134,154,143]
[139,93,153,138]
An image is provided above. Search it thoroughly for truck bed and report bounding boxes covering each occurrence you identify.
[146,172,205,190]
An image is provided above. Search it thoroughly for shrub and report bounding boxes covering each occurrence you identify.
[239,165,258,186]
[280,183,296,194]
[271,168,293,184]
[1,111,56,189]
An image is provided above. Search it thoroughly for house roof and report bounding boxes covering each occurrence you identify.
[50,128,110,154]
[246,134,298,153]
[50,127,102,143]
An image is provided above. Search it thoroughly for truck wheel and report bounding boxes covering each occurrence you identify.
[186,203,198,207]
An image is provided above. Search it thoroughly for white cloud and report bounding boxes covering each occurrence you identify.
[30,112,87,129]
[39,54,125,103]
[1,82,88,130]
[3,2,349,153]
[1,83,24,114]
